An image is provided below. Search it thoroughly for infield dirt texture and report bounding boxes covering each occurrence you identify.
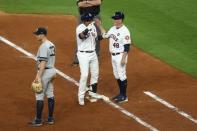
[0,0,197,130]
[0,13,197,131]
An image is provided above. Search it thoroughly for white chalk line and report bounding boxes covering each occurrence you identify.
[0,36,158,131]
[144,91,197,124]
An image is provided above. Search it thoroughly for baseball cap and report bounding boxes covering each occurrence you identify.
[111,11,125,20]
[81,13,94,21]
[33,27,47,35]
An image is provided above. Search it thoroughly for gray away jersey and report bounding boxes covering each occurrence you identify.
[36,40,55,69]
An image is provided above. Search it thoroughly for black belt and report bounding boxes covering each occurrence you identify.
[38,67,52,70]
[45,67,52,69]
[111,53,121,56]
[79,50,94,53]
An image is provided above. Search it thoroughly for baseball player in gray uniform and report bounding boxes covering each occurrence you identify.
[28,27,56,126]
[97,12,131,103]
[76,13,99,106]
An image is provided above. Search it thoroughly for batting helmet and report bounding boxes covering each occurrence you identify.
[33,27,47,35]
[81,13,94,22]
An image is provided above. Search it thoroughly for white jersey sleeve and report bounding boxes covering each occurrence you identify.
[122,28,131,45]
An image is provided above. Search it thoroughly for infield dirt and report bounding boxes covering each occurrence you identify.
[0,13,196,131]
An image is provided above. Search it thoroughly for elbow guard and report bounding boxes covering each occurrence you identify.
[78,34,83,39]
[97,35,103,41]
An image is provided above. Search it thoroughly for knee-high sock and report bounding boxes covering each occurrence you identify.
[120,79,127,97]
[36,100,44,120]
[48,97,55,118]
[123,79,127,97]
[117,79,121,95]
[91,83,97,93]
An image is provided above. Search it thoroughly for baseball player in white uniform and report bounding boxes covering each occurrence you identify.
[76,13,99,105]
[29,27,56,126]
[98,12,131,103]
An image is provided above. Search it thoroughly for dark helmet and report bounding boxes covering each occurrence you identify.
[111,11,125,20]
[81,13,94,22]
[33,27,47,35]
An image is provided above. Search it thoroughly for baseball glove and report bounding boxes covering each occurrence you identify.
[31,81,43,94]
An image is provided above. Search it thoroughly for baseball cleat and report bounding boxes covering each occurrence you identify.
[114,96,128,103]
[79,101,85,106]
[28,118,43,127]
[86,96,98,103]
[79,98,85,106]
[88,91,102,99]
[44,117,54,125]
[112,94,121,101]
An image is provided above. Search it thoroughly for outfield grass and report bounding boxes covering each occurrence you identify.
[0,0,77,15]
[0,0,197,77]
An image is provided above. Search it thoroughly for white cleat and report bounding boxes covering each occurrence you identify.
[79,98,85,106]
[79,101,85,106]
[88,91,102,99]
[86,96,98,103]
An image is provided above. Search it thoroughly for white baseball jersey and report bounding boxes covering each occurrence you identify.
[76,22,97,51]
[36,40,56,69]
[76,22,99,105]
[104,25,131,53]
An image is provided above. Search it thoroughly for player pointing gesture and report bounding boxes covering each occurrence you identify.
[76,13,99,105]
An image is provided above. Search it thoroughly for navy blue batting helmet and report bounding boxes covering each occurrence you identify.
[33,27,47,35]
[111,11,125,20]
[81,13,94,21]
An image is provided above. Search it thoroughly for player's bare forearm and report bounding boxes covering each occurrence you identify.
[95,22,109,39]
[121,52,128,66]
[78,1,92,7]
[122,52,128,59]
[99,25,106,34]
[78,0,101,7]
[87,0,101,6]
[35,61,46,81]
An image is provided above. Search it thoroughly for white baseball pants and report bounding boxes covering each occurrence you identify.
[111,53,128,81]
[77,51,99,102]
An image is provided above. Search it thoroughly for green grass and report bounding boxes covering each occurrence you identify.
[0,0,77,14]
[0,0,197,77]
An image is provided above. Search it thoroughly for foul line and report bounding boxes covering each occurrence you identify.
[144,91,197,124]
[0,36,158,131]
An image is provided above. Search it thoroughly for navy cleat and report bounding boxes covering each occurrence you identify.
[114,96,128,103]
[44,117,54,125]
[28,118,43,127]
[112,94,121,101]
